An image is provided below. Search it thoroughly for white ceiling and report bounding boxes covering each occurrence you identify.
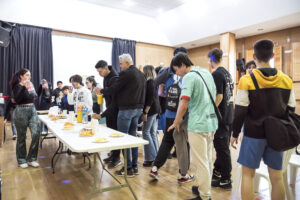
[80,0,188,17]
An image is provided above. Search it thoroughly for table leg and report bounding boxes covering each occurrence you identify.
[51,141,63,174]
[123,149,138,200]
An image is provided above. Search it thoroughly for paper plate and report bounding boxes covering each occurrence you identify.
[109,133,124,137]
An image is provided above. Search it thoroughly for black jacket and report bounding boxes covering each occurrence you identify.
[144,79,160,116]
[101,70,119,118]
[37,83,52,110]
[101,65,146,110]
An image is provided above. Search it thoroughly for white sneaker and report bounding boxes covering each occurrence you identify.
[19,163,28,168]
[28,161,40,168]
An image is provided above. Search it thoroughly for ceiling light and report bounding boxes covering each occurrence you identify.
[257,28,264,31]
[123,0,136,6]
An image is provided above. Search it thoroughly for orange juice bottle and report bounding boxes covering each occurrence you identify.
[97,94,103,105]
[76,104,83,123]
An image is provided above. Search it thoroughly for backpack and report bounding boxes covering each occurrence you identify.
[166,75,181,112]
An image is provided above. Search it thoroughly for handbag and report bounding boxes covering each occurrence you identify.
[191,71,228,131]
[250,72,300,152]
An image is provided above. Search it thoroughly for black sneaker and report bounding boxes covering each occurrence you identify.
[167,153,172,159]
[133,166,139,175]
[103,156,113,163]
[143,161,153,167]
[115,167,135,178]
[108,160,121,169]
[12,135,17,140]
[192,186,199,196]
[211,179,232,190]
[212,169,221,180]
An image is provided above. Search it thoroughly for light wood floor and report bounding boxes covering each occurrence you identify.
[1,124,299,200]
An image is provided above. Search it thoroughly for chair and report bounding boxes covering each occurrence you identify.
[289,153,300,185]
[253,148,294,200]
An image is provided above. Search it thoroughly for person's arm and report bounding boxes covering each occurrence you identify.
[167,99,189,132]
[154,67,170,86]
[231,77,250,149]
[212,71,224,107]
[101,71,126,96]
[37,84,42,97]
[287,88,296,112]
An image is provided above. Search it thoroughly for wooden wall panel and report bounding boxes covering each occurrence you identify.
[246,49,254,63]
[274,46,282,71]
[294,82,300,100]
[136,43,174,69]
[292,42,300,81]
[296,101,300,114]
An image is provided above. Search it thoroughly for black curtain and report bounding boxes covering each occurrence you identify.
[112,38,136,73]
[0,24,53,96]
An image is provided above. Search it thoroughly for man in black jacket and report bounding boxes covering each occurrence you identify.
[100,54,146,177]
[93,60,120,169]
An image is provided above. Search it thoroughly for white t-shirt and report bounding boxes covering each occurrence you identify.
[67,87,93,115]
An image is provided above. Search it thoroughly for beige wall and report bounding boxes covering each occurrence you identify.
[136,42,174,69]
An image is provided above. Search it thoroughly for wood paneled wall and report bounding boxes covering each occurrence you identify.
[136,43,174,69]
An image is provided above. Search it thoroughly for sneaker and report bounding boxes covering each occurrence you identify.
[115,167,135,178]
[133,166,139,175]
[211,179,232,190]
[171,150,177,158]
[143,161,153,167]
[41,131,48,136]
[212,169,221,180]
[149,166,159,179]
[28,161,40,168]
[108,160,121,169]
[192,185,199,196]
[167,153,172,159]
[19,163,28,168]
[178,173,194,183]
[103,156,113,163]
[12,135,17,140]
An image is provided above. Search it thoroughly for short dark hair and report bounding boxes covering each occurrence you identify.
[57,81,62,85]
[254,39,274,63]
[208,48,223,63]
[171,53,194,68]
[155,66,162,75]
[62,86,69,91]
[69,74,83,85]
[95,60,108,69]
[174,47,187,56]
[245,60,256,69]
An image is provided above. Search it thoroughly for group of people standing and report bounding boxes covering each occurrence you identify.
[5,39,295,200]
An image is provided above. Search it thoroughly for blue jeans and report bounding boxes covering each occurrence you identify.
[142,114,158,161]
[117,108,142,169]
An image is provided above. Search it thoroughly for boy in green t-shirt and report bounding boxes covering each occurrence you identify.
[168,53,218,200]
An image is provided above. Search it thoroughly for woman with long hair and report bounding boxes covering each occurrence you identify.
[142,65,160,167]
[10,68,40,168]
[86,76,101,114]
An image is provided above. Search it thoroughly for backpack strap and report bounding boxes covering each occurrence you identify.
[250,72,259,90]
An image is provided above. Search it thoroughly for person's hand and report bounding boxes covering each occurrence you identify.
[141,114,147,122]
[4,119,7,124]
[68,86,73,93]
[95,87,101,95]
[230,137,239,149]
[92,114,101,120]
[168,122,180,133]
[11,98,16,104]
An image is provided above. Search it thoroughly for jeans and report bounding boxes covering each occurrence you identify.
[117,108,142,169]
[142,114,158,162]
[14,106,40,164]
[213,124,232,180]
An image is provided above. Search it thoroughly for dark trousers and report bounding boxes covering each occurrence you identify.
[213,124,232,180]
[154,118,175,168]
[107,113,120,161]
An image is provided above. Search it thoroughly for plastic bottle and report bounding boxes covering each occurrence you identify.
[76,103,83,123]
[82,106,88,124]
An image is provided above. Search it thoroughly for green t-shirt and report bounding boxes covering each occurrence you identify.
[181,66,218,133]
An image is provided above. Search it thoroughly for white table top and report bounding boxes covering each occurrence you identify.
[38,115,148,153]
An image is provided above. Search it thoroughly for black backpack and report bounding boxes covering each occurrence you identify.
[166,75,181,112]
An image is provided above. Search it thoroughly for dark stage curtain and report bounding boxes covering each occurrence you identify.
[111,38,136,73]
[0,24,53,97]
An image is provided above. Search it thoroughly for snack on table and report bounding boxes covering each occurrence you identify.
[51,117,59,121]
[57,114,67,119]
[48,114,55,118]
[64,122,74,126]
[63,126,74,130]
[80,128,94,137]
[94,138,108,143]
[110,132,124,137]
